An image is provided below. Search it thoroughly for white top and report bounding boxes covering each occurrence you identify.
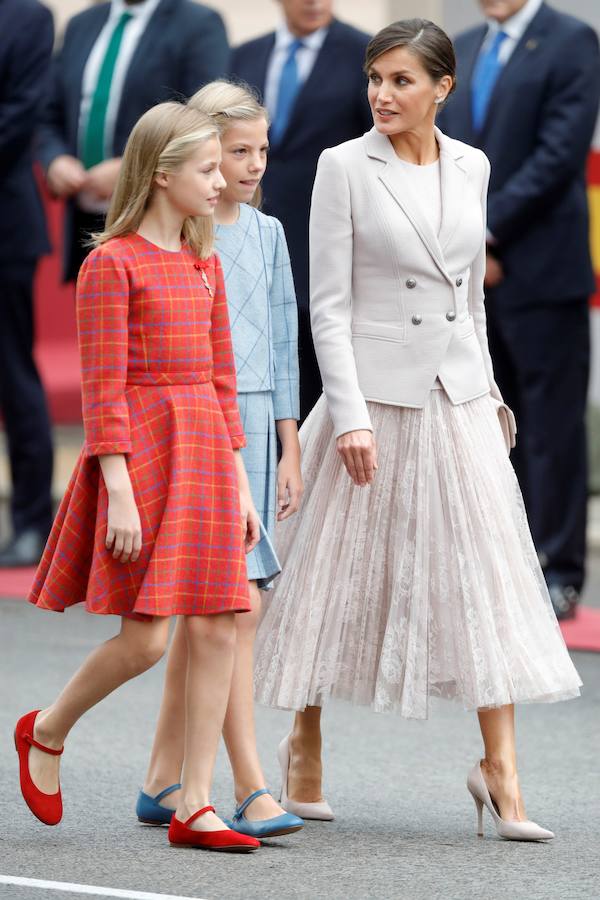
[395,157,442,238]
[481,0,544,64]
[78,0,161,213]
[263,21,328,120]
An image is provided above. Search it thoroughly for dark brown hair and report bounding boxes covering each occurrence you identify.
[364,19,456,97]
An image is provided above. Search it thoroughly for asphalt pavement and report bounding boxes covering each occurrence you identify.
[1,577,599,900]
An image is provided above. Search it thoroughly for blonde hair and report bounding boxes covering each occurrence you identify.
[189,80,268,208]
[94,102,220,258]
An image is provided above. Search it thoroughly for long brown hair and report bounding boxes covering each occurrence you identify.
[189,80,268,209]
[93,102,220,258]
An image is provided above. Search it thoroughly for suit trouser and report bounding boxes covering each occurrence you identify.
[486,290,589,591]
[297,304,324,424]
[0,262,53,538]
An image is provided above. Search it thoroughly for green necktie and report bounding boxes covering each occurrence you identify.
[82,11,132,169]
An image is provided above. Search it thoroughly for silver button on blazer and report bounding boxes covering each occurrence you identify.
[309,126,503,438]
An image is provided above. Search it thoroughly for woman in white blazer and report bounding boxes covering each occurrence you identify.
[253,19,581,840]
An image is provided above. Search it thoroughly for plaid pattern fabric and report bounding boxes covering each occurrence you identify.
[29,234,250,618]
[216,205,299,421]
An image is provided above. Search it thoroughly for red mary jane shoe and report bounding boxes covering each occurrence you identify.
[168,805,260,853]
[15,710,63,825]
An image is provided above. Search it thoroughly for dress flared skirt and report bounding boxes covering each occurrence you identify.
[253,391,582,718]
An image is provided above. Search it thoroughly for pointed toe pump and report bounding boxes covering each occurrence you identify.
[227,788,304,839]
[15,710,64,826]
[136,783,181,825]
[168,806,260,852]
[278,734,334,822]
[467,762,554,842]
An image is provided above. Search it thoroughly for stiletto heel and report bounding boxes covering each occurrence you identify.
[470,791,484,836]
[278,734,334,822]
[466,761,554,842]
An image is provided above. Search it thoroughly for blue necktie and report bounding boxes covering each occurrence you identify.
[270,39,304,146]
[471,30,508,132]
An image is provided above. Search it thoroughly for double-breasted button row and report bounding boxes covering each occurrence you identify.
[411,314,422,325]
[455,276,463,287]
[410,312,457,325]
[446,311,456,321]
[406,277,417,289]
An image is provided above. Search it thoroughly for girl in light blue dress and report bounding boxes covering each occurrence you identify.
[135,82,303,840]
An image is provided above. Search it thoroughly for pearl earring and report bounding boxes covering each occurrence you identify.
[434,97,444,105]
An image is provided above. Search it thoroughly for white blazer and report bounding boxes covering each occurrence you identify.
[309,126,504,438]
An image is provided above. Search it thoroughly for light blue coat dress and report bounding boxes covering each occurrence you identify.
[216,204,300,588]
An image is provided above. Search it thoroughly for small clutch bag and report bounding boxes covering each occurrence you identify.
[491,398,517,453]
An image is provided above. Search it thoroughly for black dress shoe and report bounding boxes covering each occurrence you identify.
[0,530,45,568]
[548,584,579,621]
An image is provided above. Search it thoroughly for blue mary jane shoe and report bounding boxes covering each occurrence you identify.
[136,783,181,826]
[226,788,304,839]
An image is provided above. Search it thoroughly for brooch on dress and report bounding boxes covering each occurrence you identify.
[194,262,213,297]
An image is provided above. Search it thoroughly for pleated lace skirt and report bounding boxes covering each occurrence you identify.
[253,390,582,719]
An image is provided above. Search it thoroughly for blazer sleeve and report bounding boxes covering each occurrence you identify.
[0,2,54,170]
[309,148,373,437]
[36,20,75,171]
[487,24,600,242]
[270,218,300,421]
[211,255,246,450]
[77,247,132,457]
[469,151,502,403]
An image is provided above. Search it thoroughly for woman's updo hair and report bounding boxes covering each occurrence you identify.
[364,19,456,99]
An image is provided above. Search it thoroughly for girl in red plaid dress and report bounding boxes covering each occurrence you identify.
[15,103,262,852]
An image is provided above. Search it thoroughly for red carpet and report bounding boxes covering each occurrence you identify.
[1,566,599,652]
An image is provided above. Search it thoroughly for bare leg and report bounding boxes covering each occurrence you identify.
[29,616,171,796]
[142,616,187,810]
[176,612,237,832]
[222,582,286,820]
[287,706,324,803]
[477,704,527,821]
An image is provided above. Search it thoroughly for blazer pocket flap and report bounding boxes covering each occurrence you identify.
[351,320,405,343]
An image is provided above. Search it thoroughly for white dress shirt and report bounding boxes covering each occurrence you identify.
[78,0,161,212]
[264,22,329,121]
[481,0,544,63]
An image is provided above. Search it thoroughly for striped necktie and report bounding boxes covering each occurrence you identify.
[471,30,509,132]
[82,11,133,169]
[270,38,304,147]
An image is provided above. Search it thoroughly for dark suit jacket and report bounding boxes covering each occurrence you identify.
[0,0,53,266]
[439,2,600,304]
[230,19,372,309]
[37,0,229,277]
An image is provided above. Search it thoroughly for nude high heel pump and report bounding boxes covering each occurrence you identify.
[467,761,554,841]
[278,734,334,821]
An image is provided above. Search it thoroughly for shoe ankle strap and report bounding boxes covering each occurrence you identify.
[25,732,63,756]
[234,788,270,818]
[185,805,215,826]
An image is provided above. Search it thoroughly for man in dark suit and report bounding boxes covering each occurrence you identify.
[439,0,600,618]
[37,0,229,282]
[230,0,372,420]
[0,0,54,567]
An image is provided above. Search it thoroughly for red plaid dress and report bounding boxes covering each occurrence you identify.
[29,233,251,619]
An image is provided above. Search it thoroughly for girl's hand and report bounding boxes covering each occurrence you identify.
[105,485,142,564]
[239,487,260,553]
[99,454,142,564]
[277,452,304,521]
[336,429,378,487]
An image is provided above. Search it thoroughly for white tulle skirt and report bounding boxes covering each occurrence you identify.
[253,390,582,719]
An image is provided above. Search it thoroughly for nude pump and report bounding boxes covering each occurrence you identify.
[467,761,554,842]
[278,734,334,822]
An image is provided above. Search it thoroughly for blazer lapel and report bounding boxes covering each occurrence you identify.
[120,0,173,100]
[251,34,275,99]
[436,128,467,253]
[365,128,454,283]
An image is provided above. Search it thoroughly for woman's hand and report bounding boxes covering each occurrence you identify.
[336,429,378,486]
[98,454,142,564]
[239,486,260,553]
[277,451,304,521]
